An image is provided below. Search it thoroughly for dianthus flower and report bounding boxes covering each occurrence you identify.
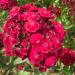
[0,0,18,10]
[3,3,66,71]
[60,48,75,66]
[48,6,61,17]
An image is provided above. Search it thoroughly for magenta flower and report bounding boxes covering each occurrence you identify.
[60,48,75,66]
[0,0,18,10]
[45,56,57,67]
[25,21,40,32]
[38,8,54,18]
[30,33,44,45]
[2,3,66,71]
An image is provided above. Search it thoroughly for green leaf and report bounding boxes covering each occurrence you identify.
[24,63,33,72]
[18,0,26,5]
[71,41,75,50]
[0,10,8,28]
[34,69,40,75]
[52,66,60,73]
[0,56,8,68]
[29,0,34,2]
[14,58,27,65]
[64,25,73,30]
[18,71,30,75]
[63,66,72,75]
[35,1,42,7]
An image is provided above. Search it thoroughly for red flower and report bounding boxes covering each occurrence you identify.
[40,40,53,53]
[21,12,28,21]
[2,3,66,71]
[18,63,25,71]
[60,48,75,66]
[55,7,61,17]
[5,47,15,56]
[27,12,40,21]
[52,20,65,41]
[29,47,44,66]
[28,5,38,11]
[22,3,34,10]
[39,66,47,72]
[19,48,27,60]
[38,8,54,18]
[45,56,57,68]
[25,21,40,32]
[0,0,18,10]
[3,36,17,47]
[9,6,20,17]
[30,33,44,45]
[22,12,40,22]
[20,39,28,48]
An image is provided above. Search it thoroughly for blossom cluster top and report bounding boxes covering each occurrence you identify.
[2,3,75,71]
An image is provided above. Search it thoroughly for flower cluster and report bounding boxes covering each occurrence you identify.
[0,0,18,10]
[60,48,75,66]
[48,6,61,17]
[3,3,74,71]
